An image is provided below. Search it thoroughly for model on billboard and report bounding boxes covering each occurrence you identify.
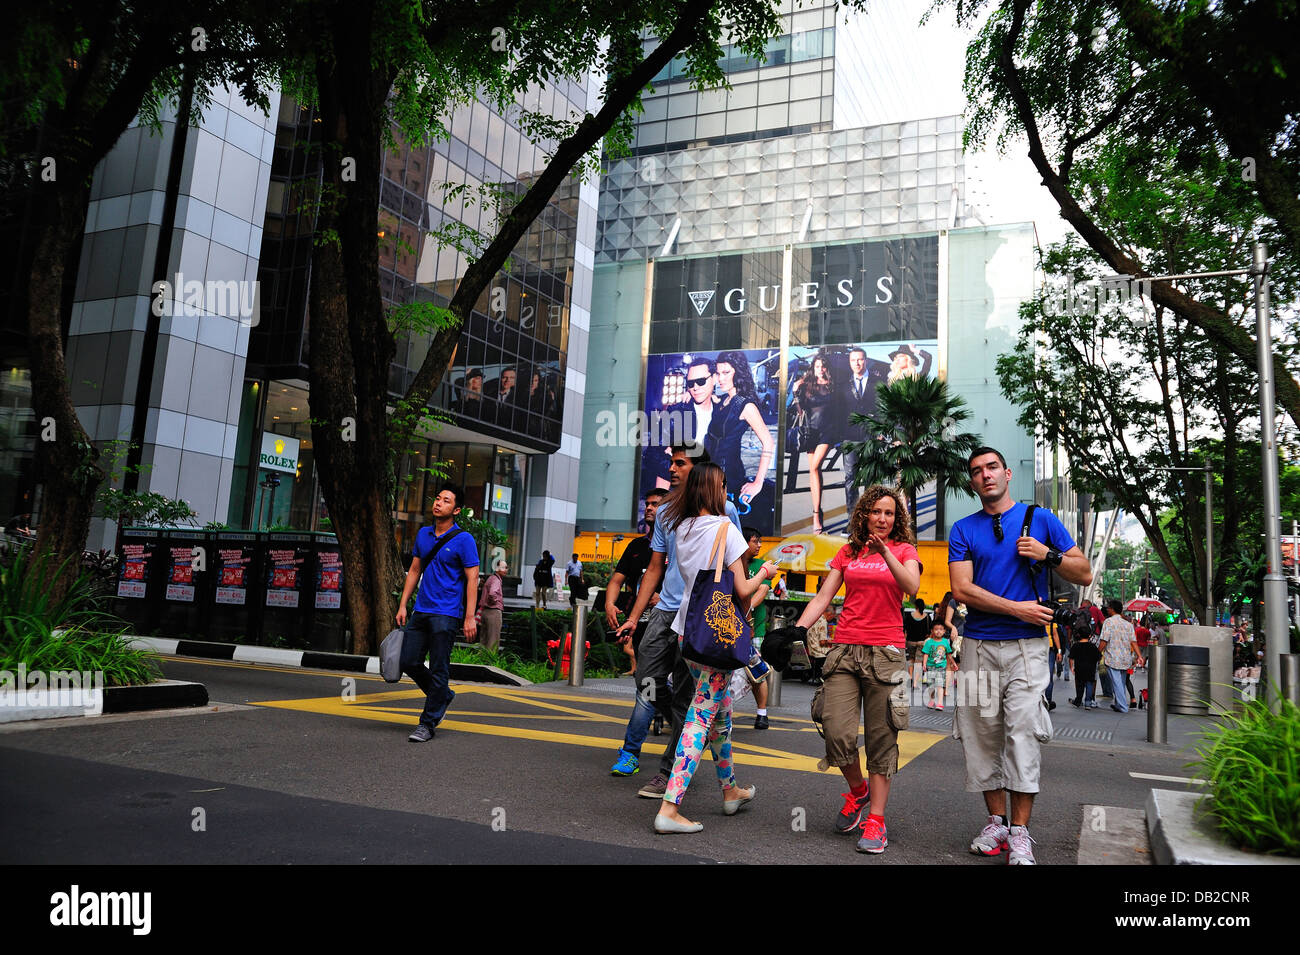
[886,343,932,384]
[782,342,938,536]
[789,354,839,534]
[641,348,779,534]
[707,351,776,510]
[841,344,933,511]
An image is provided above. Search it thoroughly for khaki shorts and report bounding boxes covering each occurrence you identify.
[817,643,909,777]
[952,636,1053,794]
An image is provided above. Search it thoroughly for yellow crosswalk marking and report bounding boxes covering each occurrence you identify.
[255,682,945,775]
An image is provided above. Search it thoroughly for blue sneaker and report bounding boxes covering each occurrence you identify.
[610,749,640,776]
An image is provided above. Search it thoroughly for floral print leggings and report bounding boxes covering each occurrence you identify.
[664,662,736,804]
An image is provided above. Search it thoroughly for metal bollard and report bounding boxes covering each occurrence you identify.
[1280,654,1300,706]
[767,667,782,707]
[1147,643,1167,744]
[568,602,587,686]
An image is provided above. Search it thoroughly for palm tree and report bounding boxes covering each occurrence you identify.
[842,375,982,529]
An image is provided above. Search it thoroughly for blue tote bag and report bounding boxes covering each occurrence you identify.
[681,522,753,671]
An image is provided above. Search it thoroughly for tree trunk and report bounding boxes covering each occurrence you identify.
[307,9,403,655]
[28,185,102,600]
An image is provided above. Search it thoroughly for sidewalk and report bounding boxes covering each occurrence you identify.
[530,665,1223,756]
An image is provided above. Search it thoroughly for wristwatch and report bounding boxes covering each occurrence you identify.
[1046,549,1063,568]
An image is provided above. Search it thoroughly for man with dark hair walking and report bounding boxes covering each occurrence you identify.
[606,487,667,775]
[396,485,480,742]
[949,448,1092,864]
[1099,600,1144,712]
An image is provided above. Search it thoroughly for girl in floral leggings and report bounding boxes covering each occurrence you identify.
[653,463,777,834]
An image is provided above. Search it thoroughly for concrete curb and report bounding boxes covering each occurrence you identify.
[130,637,530,687]
[0,679,209,723]
[105,679,209,714]
[1145,788,1300,865]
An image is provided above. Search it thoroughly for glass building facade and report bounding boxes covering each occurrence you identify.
[39,65,600,583]
[232,75,600,575]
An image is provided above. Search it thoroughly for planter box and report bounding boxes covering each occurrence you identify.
[1146,788,1300,865]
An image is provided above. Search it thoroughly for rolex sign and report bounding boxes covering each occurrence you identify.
[260,433,300,475]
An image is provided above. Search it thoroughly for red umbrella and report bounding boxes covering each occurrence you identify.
[1124,597,1173,613]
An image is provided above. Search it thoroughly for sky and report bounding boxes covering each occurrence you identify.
[843,0,1072,246]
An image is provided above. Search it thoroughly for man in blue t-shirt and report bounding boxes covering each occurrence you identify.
[396,485,480,742]
[948,447,1092,864]
[612,441,740,794]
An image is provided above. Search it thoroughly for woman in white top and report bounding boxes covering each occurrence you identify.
[653,462,778,834]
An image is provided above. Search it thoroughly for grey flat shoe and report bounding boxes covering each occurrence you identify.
[408,724,434,742]
[654,814,703,834]
[723,785,757,816]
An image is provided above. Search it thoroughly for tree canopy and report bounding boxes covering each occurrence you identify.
[944,0,1300,421]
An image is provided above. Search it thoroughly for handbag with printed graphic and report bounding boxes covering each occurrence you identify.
[681,523,753,671]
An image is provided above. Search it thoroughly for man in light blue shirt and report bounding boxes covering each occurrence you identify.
[611,442,740,796]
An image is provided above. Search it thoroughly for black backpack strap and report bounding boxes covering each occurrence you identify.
[419,526,465,567]
[1018,504,1052,603]
[1020,504,1038,539]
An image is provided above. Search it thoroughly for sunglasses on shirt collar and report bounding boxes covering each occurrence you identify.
[993,512,1004,543]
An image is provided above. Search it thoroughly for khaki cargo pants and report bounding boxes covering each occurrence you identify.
[815,643,909,777]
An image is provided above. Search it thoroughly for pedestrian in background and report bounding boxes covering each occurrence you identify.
[565,553,584,609]
[1069,631,1101,709]
[533,551,555,609]
[804,605,834,685]
[475,559,508,652]
[1099,600,1144,713]
[744,527,773,729]
[903,597,931,677]
[921,621,956,710]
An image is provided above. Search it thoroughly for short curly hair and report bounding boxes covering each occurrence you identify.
[846,485,914,558]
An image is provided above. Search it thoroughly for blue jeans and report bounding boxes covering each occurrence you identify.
[1109,668,1130,712]
[402,611,460,727]
[621,691,655,757]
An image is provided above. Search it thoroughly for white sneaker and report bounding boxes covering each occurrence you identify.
[1008,825,1036,864]
[970,815,1010,856]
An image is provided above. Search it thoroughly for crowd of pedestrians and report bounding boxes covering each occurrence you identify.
[393,445,1125,863]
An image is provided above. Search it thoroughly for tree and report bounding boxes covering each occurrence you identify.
[841,375,982,529]
[3,2,279,599]
[998,225,1270,622]
[287,0,862,652]
[944,0,1300,424]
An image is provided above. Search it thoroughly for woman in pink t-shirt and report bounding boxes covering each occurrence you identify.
[794,485,920,854]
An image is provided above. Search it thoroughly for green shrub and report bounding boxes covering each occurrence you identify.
[0,548,117,638]
[0,622,160,687]
[1191,697,1300,856]
[0,548,160,686]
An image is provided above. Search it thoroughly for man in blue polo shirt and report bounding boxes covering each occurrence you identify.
[612,442,741,796]
[396,484,480,742]
[949,448,1092,864]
